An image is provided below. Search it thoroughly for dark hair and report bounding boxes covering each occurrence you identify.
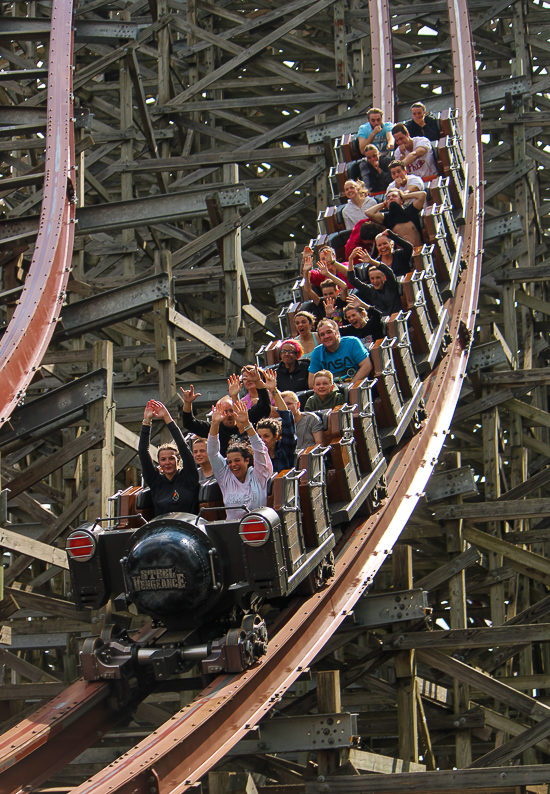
[257,418,281,440]
[388,160,406,171]
[320,279,337,291]
[226,440,254,466]
[392,123,408,136]
[359,222,385,241]
[294,310,317,329]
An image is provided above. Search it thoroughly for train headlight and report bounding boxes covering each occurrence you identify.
[239,514,271,547]
[66,530,96,562]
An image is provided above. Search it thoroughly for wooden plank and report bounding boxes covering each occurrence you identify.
[348,749,425,774]
[383,623,550,650]
[469,714,550,768]
[168,307,248,366]
[0,647,59,683]
[6,426,105,499]
[0,682,67,699]
[5,586,91,621]
[480,704,550,755]
[502,397,550,430]
[495,262,550,282]
[3,489,88,586]
[432,499,550,521]
[414,547,480,594]
[462,525,550,584]
[452,385,537,424]
[304,765,550,792]
[497,465,550,501]
[516,289,550,317]
[416,648,550,721]
[0,527,68,569]
[115,421,158,462]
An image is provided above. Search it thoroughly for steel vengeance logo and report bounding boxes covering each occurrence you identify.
[132,567,186,592]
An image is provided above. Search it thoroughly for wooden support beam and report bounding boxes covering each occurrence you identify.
[432,498,550,521]
[0,647,59,683]
[383,623,550,650]
[468,713,550,768]
[6,426,105,499]
[416,648,550,722]
[347,749,425,774]
[304,765,550,792]
[480,368,550,386]
[0,527,68,569]
[462,525,550,586]
[168,307,248,366]
[5,586,90,622]
[88,341,115,519]
[414,547,480,592]
[452,384,536,424]
[502,396,550,429]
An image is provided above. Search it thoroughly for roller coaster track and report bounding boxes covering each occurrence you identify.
[0,0,483,790]
[0,0,75,429]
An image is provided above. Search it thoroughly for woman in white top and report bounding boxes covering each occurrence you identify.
[342,179,378,230]
[207,398,273,521]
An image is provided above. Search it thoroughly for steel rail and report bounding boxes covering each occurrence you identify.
[0,0,75,429]
[0,2,483,793]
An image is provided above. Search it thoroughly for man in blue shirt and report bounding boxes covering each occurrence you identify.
[358,108,395,155]
[308,318,373,387]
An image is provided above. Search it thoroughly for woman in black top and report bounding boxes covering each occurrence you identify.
[375,230,413,277]
[139,399,199,517]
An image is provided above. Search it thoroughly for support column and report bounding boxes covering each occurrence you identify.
[444,451,472,767]
[223,163,243,340]
[393,545,418,764]
[317,670,342,775]
[87,341,114,520]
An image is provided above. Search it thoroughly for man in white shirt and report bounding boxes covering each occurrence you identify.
[392,123,438,179]
[386,160,425,205]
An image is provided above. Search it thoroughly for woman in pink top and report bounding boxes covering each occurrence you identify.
[207,399,273,521]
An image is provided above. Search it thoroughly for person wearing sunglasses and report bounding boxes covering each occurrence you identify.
[275,339,310,393]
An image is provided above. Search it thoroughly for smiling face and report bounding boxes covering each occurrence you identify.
[344,181,357,199]
[321,284,338,301]
[318,323,340,352]
[226,451,249,482]
[313,376,333,397]
[241,368,256,391]
[411,106,425,124]
[294,314,313,336]
[158,448,179,480]
[369,269,386,290]
[376,236,393,256]
[192,440,209,466]
[345,308,364,328]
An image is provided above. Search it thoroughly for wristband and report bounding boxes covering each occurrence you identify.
[243,424,253,432]
[142,421,152,426]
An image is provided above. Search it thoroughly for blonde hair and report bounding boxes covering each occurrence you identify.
[313,370,334,385]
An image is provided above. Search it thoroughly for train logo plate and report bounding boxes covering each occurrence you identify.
[131,566,186,591]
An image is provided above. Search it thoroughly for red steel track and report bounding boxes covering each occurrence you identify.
[0,0,482,791]
[0,0,75,429]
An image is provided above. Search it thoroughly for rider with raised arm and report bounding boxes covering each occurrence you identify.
[180,365,271,456]
[207,399,273,520]
[139,400,199,517]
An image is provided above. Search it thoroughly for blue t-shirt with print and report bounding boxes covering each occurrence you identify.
[309,336,370,381]
[357,121,394,151]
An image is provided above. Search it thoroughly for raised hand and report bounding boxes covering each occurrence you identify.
[143,399,156,422]
[150,400,171,423]
[318,262,330,277]
[346,294,371,310]
[227,373,241,401]
[248,365,266,389]
[349,246,368,264]
[180,384,200,405]
[323,296,336,317]
[263,368,278,392]
[302,246,314,273]
[211,400,225,425]
[372,124,382,135]
[233,399,250,427]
